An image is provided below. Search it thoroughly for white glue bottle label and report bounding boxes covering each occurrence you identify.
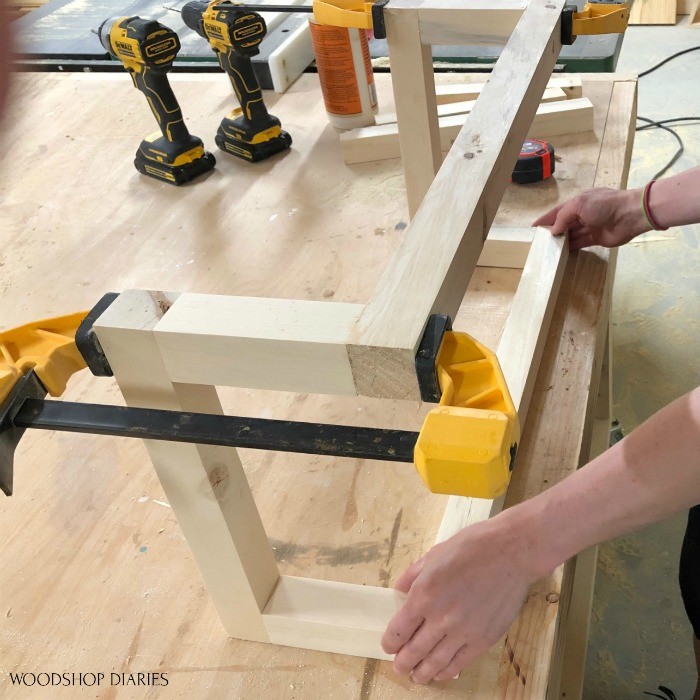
[309,20,378,130]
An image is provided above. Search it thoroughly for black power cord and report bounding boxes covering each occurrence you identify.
[635,45,700,179]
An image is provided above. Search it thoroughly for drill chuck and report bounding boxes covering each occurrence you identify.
[181,1,210,37]
[96,17,120,54]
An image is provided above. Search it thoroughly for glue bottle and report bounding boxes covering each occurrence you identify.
[309,20,378,130]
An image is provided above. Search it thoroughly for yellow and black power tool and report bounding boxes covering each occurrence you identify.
[97,16,216,184]
[181,0,292,162]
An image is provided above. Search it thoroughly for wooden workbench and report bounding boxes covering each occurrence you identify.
[0,71,635,698]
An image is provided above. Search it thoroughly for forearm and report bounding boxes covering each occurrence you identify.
[628,166,700,231]
[505,386,700,579]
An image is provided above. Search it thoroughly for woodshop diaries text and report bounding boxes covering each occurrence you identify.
[8,672,169,687]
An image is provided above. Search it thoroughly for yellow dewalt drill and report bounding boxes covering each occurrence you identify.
[181,1,292,162]
[97,16,216,184]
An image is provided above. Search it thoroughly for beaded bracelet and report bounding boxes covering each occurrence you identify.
[641,180,668,231]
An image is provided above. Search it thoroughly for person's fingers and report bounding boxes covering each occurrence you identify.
[381,602,425,655]
[410,636,465,684]
[392,623,446,678]
[394,558,425,594]
[433,644,480,681]
[569,233,596,251]
[550,199,583,237]
[532,204,562,228]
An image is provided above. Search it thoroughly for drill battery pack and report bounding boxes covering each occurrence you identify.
[135,132,216,185]
[215,109,292,163]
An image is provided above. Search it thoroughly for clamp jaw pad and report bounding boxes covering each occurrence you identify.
[415,325,519,499]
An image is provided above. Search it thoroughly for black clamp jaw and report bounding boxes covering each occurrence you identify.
[415,314,452,403]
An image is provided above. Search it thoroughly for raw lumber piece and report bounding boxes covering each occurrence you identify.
[260,232,567,659]
[629,0,677,24]
[347,0,568,400]
[341,98,594,165]
[385,8,442,217]
[376,86,568,126]
[435,76,583,105]
[690,0,700,23]
[153,296,364,396]
[94,290,280,643]
[478,226,535,268]
[436,230,569,542]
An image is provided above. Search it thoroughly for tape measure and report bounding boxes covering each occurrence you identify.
[512,139,555,184]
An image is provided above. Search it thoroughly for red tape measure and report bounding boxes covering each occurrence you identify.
[512,139,555,184]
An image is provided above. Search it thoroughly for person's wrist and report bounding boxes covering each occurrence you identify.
[620,187,652,236]
[487,502,556,583]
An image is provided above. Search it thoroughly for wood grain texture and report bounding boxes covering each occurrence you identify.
[478,226,535,269]
[496,77,637,697]
[436,230,569,544]
[376,87,568,127]
[434,76,583,105]
[153,295,363,395]
[263,576,398,659]
[343,98,594,164]
[385,0,527,46]
[94,289,280,642]
[384,8,441,218]
[0,72,635,698]
[629,0,677,24]
[348,0,567,401]
[690,0,700,23]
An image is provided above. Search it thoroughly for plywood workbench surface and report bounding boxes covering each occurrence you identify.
[0,71,635,698]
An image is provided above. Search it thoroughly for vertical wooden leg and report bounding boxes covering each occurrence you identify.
[556,324,612,699]
[385,9,441,218]
[94,290,279,643]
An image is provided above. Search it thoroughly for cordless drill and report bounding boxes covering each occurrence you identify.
[97,16,216,184]
[181,1,292,162]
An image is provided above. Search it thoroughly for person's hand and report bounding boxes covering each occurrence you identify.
[381,513,545,684]
[533,187,649,251]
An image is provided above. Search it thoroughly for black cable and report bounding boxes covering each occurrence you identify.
[638,45,700,78]
[636,116,685,180]
[636,117,700,130]
[634,45,700,177]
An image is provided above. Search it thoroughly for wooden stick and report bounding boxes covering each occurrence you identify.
[153,296,364,396]
[341,98,594,165]
[385,9,442,218]
[435,76,583,105]
[94,290,280,642]
[385,0,527,45]
[436,230,569,542]
[347,0,568,400]
[260,231,567,659]
[376,87,568,127]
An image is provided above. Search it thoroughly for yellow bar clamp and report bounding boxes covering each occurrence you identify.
[572,2,629,36]
[0,313,88,404]
[414,332,520,499]
[312,0,374,29]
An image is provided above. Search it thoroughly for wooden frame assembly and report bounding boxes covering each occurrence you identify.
[92,0,573,661]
